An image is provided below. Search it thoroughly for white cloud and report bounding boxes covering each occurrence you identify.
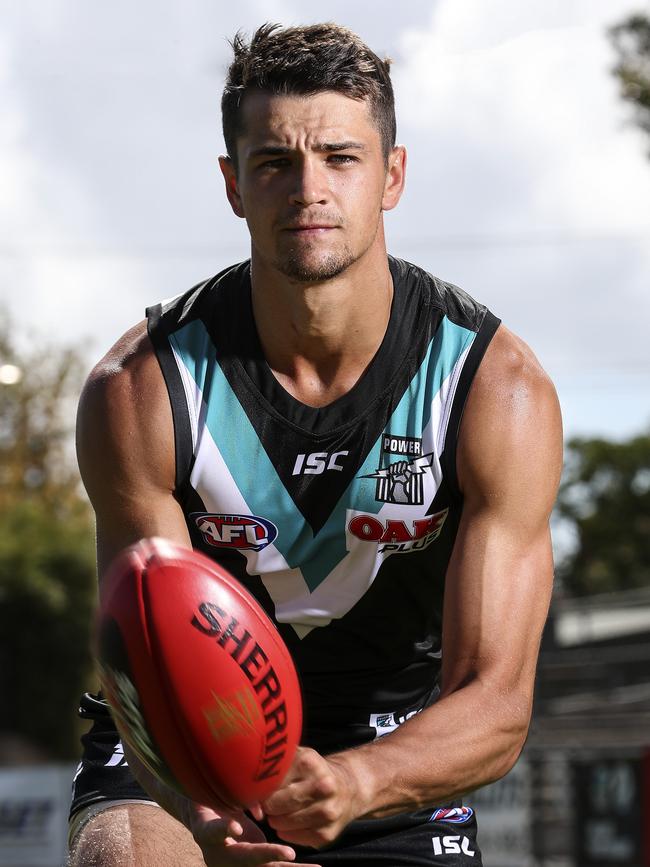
[393,0,650,234]
[1,0,648,438]
[386,0,650,439]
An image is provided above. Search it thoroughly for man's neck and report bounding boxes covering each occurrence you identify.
[250,246,394,408]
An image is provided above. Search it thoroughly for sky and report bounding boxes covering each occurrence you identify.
[1,0,649,441]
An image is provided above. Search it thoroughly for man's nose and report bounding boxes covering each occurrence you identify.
[288,157,328,206]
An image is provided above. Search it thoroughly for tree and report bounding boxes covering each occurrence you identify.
[0,309,86,511]
[555,434,650,597]
[0,311,97,759]
[610,12,650,152]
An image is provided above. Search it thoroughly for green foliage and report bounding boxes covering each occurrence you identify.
[0,500,97,758]
[0,311,97,759]
[610,12,650,151]
[0,308,86,510]
[556,434,650,596]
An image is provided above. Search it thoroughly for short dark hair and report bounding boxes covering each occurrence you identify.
[222,23,396,167]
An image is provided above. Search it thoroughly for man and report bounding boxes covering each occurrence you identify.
[68,22,562,867]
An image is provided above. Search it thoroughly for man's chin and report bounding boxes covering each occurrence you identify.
[274,252,355,283]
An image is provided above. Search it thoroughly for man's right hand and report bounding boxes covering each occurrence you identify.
[187,803,320,867]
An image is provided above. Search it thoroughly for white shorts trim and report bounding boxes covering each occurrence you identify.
[68,798,160,850]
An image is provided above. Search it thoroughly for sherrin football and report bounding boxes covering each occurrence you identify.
[94,537,302,810]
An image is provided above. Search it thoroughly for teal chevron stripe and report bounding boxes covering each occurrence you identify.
[170,320,311,567]
[169,318,213,397]
[382,315,476,446]
[169,315,475,593]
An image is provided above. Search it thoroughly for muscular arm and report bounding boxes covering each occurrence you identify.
[263,325,563,845]
[77,321,194,823]
[77,321,191,575]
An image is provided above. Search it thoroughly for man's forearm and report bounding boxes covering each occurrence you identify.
[332,678,530,820]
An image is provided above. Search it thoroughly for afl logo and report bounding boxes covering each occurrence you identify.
[192,513,278,552]
[430,806,474,824]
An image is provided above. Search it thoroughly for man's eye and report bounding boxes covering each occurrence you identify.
[260,158,290,169]
[328,154,357,164]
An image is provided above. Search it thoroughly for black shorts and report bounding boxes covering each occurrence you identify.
[71,694,482,866]
[261,811,482,865]
[70,693,152,815]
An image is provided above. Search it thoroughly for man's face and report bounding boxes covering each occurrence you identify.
[220,90,404,282]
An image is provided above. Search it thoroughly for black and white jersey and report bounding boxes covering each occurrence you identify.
[146,257,500,754]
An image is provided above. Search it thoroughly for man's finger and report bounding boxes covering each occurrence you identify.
[249,802,265,822]
[264,780,314,816]
[220,838,298,862]
[265,801,331,833]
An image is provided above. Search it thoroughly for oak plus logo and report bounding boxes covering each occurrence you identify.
[362,435,432,505]
[192,513,278,552]
[348,509,449,554]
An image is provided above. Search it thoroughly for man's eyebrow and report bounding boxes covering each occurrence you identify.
[318,141,366,152]
[247,141,366,158]
[248,145,292,158]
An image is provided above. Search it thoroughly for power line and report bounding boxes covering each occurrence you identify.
[1,231,650,260]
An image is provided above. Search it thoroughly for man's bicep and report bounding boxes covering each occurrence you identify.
[441,326,562,699]
[440,504,555,701]
[76,327,191,579]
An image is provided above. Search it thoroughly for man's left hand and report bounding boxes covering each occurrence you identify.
[261,747,363,848]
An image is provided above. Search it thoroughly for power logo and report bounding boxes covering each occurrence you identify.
[192,514,278,552]
[360,435,432,505]
[362,453,433,506]
[431,835,476,857]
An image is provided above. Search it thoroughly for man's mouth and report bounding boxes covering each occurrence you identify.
[283,225,337,234]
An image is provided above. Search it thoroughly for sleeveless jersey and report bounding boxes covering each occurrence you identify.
[146,256,500,755]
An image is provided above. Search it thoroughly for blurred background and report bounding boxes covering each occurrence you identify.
[1,1,649,864]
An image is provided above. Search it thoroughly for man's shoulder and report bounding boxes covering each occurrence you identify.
[86,320,154,388]
[458,323,561,487]
[77,320,177,512]
[389,256,493,333]
[147,260,250,339]
[80,320,164,427]
[457,322,563,520]
[77,316,176,488]
[84,261,250,400]
[476,324,555,397]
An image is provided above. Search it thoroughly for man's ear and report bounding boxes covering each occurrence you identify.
[218,155,245,218]
[381,145,407,212]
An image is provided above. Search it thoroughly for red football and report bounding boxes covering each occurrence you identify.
[94,537,302,810]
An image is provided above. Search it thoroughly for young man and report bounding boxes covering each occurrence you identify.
[68,23,562,867]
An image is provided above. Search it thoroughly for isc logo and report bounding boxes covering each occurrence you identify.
[431,835,475,856]
[292,451,349,476]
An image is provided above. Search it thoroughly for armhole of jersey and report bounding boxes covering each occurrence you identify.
[440,310,502,502]
[146,304,195,495]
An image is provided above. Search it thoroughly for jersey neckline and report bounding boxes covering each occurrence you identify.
[229,257,424,435]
